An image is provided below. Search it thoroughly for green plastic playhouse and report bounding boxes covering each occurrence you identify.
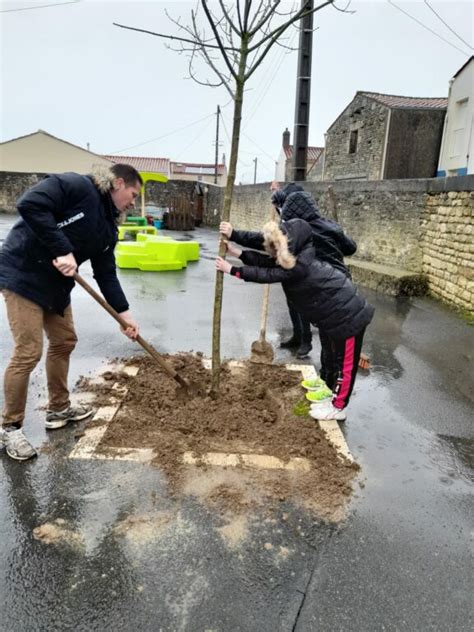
[115,233,199,271]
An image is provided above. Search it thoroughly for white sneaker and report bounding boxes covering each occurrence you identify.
[2,428,37,461]
[45,404,93,430]
[310,402,346,421]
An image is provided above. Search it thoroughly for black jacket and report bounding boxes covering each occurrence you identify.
[280,185,357,275]
[231,219,374,340]
[0,172,129,315]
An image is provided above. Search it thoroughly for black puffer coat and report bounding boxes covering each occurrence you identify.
[232,219,374,340]
[280,184,357,275]
[0,171,129,315]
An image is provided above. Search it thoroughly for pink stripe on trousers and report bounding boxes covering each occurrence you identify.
[333,336,355,409]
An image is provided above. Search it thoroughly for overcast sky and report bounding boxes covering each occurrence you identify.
[1,1,472,183]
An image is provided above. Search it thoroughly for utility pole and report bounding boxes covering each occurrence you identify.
[214,105,220,184]
[292,0,314,182]
[253,157,258,184]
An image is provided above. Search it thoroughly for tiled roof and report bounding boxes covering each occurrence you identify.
[284,145,324,162]
[360,92,448,109]
[104,155,169,175]
[171,162,226,176]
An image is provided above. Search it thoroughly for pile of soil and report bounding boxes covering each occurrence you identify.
[82,353,359,521]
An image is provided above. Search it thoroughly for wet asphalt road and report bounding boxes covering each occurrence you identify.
[0,215,473,631]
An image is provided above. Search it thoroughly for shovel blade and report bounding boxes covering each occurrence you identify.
[250,339,274,365]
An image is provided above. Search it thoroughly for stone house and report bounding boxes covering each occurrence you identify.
[323,92,447,181]
[0,130,113,174]
[274,128,324,182]
[437,56,474,177]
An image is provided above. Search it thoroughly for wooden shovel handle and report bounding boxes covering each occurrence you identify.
[259,284,270,341]
[73,273,187,387]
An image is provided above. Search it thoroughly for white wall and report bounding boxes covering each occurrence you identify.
[438,60,474,176]
[0,132,113,174]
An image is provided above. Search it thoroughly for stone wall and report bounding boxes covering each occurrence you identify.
[228,179,428,271]
[0,171,225,226]
[225,176,474,312]
[0,171,46,212]
[421,190,474,311]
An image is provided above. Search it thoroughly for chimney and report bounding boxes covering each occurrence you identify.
[282,128,290,149]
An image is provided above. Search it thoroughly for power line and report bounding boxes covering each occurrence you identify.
[423,0,474,51]
[110,113,216,154]
[221,110,275,170]
[0,1,81,13]
[387,0,471,57]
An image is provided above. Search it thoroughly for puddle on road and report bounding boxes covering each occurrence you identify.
[433,434,474,484]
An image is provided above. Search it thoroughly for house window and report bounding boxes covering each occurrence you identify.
[349,129,358,154]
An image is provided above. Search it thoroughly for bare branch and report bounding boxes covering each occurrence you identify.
[236,1,244,32]
[246,0,334,53]
[245,1,333,80]
[243,0,253,31]
[333,0,355,14]
[248,0,280,36]
[200,41,235,99]
[113,22,238,51]
[247,0,266,32]
[218,0,240,36]
[201,0,238,79]
[188,48,224,89]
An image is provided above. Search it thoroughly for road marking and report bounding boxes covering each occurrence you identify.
[182,451,311,471]
[68,366,153,463]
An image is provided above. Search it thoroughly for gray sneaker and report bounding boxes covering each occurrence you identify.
[45,404,93,430]
[3,428,37,461]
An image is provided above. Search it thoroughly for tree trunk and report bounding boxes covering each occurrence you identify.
[210,56,247,398]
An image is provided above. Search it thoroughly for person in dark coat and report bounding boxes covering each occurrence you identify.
[216,218,374,421]
[0,164,142,461]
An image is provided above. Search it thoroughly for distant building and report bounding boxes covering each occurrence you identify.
[275,128,324,182]
[170,159,227,186]
[105,156,226,186]
[323,92,447,181]
[0,130,113,174]
[437,56,474,177]
[104,155,170,179]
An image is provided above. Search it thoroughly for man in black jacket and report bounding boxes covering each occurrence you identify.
[216,219,374,421]
[0,164,141,461]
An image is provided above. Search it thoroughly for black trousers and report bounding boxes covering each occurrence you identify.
[288,302,312,343]
[319,328,366,409]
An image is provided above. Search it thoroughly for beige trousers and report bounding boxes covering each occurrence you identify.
[2,290,77,427]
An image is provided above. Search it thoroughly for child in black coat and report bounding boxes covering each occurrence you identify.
[216,219,374,421]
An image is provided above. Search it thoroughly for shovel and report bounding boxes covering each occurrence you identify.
[250,284,274,364]
[73,272,200,398]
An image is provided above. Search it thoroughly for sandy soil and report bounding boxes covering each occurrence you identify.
[78,353,359,522]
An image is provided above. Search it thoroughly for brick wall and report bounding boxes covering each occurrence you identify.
[421,190,474,311]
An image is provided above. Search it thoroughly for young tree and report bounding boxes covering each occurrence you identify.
[115,1,338,396]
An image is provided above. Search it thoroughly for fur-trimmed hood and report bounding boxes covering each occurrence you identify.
[262,219,313,269]
[91,165,116,194]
